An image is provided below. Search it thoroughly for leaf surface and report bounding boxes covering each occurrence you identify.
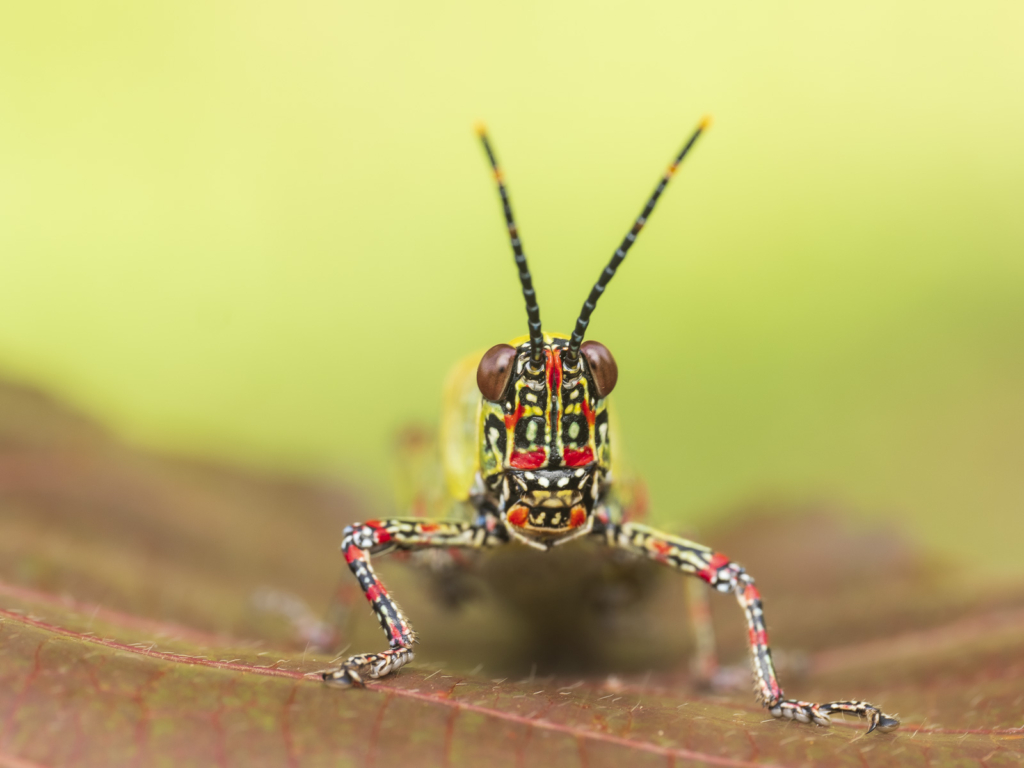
[1,378,1022,767]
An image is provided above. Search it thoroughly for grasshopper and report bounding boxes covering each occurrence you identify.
[321,119,900,734]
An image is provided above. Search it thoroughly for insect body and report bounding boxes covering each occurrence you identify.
[321,119,900,734]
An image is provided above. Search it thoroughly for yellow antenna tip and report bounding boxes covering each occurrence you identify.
[699,114,713,131]
[473,120,488,137]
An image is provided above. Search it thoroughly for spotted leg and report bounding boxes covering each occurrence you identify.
[603,521,900,734]
[320,518,504,686]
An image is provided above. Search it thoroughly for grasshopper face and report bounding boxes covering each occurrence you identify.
[477,335,617,548]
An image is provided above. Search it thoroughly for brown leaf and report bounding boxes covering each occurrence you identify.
[2,377,1023,767]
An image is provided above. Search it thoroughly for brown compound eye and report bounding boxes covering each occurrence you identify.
[477,343,517,402]
[580,340,618,398]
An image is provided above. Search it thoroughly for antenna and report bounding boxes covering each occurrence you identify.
[566,116,711,359]
[476,124,545,364]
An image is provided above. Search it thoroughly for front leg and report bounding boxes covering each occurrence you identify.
[604,521,900,734]
[320,518,504,686]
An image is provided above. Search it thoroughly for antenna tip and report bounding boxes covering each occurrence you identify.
[699,114,713,131]
[473,120,488,137]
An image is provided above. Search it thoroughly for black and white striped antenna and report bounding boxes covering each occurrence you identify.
[566,117,711,360]
[476,124,545,365]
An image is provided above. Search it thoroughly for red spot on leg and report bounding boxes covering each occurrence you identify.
[365,584,383,602]
[748,628,768,648]
[650,540,672,563]
[360,519,392,543]
[743,583,761,603]
[697,552,730,583]
[343,544,365,564]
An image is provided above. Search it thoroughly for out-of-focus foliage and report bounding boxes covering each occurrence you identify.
[1,1,1023,573]
[2,378,1024,767]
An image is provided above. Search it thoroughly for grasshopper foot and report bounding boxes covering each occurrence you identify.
[769,698,900,733]
[320,648,414,687]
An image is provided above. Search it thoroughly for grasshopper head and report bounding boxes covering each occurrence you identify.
[476,334,616,547]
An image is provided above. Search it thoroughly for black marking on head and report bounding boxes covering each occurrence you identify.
[594,409,609,449]
[484,413,507,459]
[560,373,590,451]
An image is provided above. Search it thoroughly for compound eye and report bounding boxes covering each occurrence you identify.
[477,344,517,401]
[580,340,618,398]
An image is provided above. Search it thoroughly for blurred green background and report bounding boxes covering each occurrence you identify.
[1,2,1021,573]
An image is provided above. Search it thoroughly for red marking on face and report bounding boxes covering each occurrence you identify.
[510,449,546,469]
[563,447,594,467]
[580,397,596,427]
[343,544,364,564]
[546,347,562,392]
[419,522,439,533]
[569,507,587,528]
[748,628,768,648]
[504,402,524,431]
[507,507,528,527]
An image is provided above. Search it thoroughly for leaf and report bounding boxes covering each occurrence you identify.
[1,377,1023,767]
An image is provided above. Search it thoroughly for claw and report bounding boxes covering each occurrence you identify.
[773,700,898,734]
[866,712,879,734]
[857,706,901,734]
[320,667,365,687]
[875,714,901,733]
[320,648,412,689]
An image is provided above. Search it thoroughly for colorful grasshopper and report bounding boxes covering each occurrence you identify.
[321,119,900,734]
